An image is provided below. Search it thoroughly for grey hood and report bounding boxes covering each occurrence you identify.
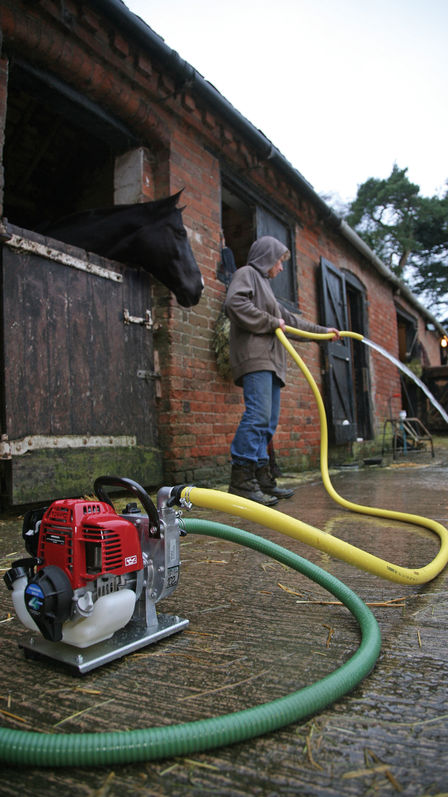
[246,236,289,277]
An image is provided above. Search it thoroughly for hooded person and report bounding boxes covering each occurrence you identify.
[224,235,339,505]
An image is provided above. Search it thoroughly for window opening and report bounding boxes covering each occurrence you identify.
[3,61,136,232]
[220,179,297,307]
[221,184,256,270]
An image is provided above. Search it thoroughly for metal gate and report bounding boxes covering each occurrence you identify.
[0,224,162,505]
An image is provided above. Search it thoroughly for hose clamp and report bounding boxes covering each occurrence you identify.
[180,486,193,510]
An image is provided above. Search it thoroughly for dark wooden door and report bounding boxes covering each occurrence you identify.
[256,206,296,308]
[320,258,357,444]
[0,226,162,505]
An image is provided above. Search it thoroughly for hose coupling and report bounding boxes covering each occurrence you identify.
[166,484,194,509]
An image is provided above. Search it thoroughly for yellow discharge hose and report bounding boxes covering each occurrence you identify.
[180,327,448,585]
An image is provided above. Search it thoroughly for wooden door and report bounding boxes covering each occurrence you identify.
[0,225,162,505]
[320,258,357,444]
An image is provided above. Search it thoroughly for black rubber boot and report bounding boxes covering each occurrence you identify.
[255,463,294,499]
[228,463,279,506]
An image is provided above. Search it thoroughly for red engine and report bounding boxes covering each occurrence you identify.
[4,477,187,668]
[37,499,144,589]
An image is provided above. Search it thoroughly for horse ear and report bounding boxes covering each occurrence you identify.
[171,188,184,205]
[170,189,186,213]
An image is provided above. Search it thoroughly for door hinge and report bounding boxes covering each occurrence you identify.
[137,350,162,397]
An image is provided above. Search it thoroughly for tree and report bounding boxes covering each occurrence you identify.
[345,165,448,317]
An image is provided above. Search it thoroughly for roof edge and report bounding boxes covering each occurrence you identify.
[92,0,446,336]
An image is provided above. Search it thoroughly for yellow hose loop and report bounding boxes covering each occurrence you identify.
[276,327,448,583]
[284,325,364,343]
[181,327,448,585]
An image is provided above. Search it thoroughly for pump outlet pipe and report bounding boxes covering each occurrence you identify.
[177,326,448,585]
[0,521,380,767]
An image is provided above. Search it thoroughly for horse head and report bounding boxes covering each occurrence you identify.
[42,191,204,307]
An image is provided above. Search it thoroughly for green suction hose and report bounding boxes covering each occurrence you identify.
[0,519,380,767]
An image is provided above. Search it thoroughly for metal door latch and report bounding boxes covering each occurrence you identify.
[123,308,161,330]
[137,370,159,381]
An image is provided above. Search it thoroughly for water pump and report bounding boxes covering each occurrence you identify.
[4,476,188,674]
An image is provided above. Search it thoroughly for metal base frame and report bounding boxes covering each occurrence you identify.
[19,613,189,675]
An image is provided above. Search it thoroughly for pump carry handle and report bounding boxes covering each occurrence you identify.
[94,475,160,534]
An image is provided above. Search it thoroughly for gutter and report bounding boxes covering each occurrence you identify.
[92,0,446,337]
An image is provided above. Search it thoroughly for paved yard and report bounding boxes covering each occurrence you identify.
[0,455,447,795]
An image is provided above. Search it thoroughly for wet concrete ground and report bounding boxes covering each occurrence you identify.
[0,453,447,796]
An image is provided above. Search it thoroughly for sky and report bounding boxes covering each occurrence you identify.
[123,0,447,208]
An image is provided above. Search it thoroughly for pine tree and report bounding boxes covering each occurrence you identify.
[346,165,448,317]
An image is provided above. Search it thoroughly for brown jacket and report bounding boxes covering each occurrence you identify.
[224,237,328,386]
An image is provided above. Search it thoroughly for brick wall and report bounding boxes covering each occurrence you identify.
[1,0,443,487]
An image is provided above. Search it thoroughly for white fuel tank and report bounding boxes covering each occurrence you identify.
[61,589,136,648]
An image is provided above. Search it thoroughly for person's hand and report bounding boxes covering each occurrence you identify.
[277,318,286,332]
[327,327,341,340]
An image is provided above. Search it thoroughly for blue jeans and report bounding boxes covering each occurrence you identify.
[231,371,282,466]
